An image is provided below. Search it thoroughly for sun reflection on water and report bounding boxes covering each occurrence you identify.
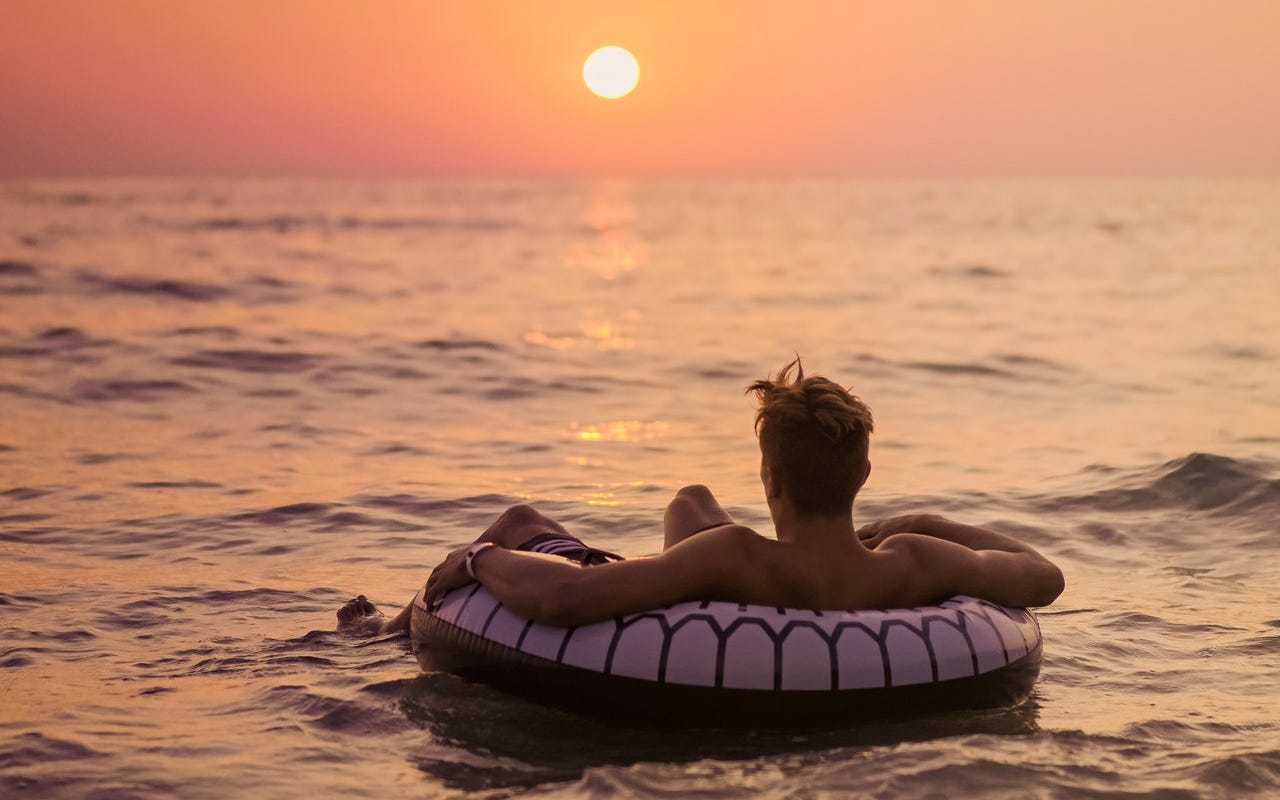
[582,481,655,507]
[562,232,645,279]
[569,420,670,442]
[522,318,636,351]
[584,490,619,506]
[564,181,645,279]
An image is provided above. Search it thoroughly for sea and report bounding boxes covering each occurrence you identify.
[1,177,1278,798]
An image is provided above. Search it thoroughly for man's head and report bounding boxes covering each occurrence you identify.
[747,357,874,518]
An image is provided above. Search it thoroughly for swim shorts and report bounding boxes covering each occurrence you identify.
[517,531,624,566]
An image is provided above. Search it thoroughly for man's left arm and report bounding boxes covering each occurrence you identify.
[897,533,1065,609]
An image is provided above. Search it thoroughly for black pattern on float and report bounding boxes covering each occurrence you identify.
[421,586,1040,691]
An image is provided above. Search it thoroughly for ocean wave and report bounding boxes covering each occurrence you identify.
[126,480,222,490]
[0,259,38,276]
[132,586,335,609]
[1196,750,1280,794]
[259,684,415,735]
[0,592,42,608]
[77,273,231,302]
[1203,342,1275,362]
[6,186,147,207]
[1195,632,1280,659]
[4,263,300,304]
[0,732,102,769]
[20,500,434,559]
[334,215,510,232]
[353,492,513,520]
[225,504,426,534]
[0,327,115,362]
[229,502,334,524]
[148,214,511,234]
[76,453,142,465]
[315,363,436,382]
[928,264,1012,278]
[0,487,54,502]
[161,214,320,233]
[1030,453,1280,519]
[258,422,357,437]
[0,513,53,526]
[171,349,326,374]
[485,375,606,400]
[1094,611,1246,638]
[417,337,504,352]
[995,353,1075,371]
[72,379,199,402]
[0,285,42,297]
[0,524,65,545]
[848,351,1077,383]
[517,726,1280,799]
[0,382,71,404]
[312,511,425,533]
[0,626,100,671]
[904,360,1018,378]
[91,607,173,630]
[170,326,239,338]
[363,443,434,457]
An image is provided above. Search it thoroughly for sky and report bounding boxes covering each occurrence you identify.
[2,0,1278,176]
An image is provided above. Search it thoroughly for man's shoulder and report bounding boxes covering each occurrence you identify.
[870,533,982,602]
[869,533,974,579]
[689,523,768,548]
[661,524,769,562]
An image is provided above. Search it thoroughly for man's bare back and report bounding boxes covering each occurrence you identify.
[340,486,1063,636]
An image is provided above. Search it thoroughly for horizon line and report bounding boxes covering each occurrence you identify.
[4,169,1279,182]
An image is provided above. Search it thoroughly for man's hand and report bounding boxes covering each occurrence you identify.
[424,545,477,609]
[856,514,924,549]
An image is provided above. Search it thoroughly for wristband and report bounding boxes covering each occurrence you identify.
[465,542,497,580]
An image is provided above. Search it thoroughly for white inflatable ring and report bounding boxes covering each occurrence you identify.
[411,584,1041,726]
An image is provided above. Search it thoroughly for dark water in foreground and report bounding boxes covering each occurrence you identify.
[2,179,1278,797]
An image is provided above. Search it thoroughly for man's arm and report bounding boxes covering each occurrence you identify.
[457,526,759,627]
[867,514,1065,608]
[859,513,1040,553]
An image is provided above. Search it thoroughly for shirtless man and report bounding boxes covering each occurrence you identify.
[338,359,1064,635]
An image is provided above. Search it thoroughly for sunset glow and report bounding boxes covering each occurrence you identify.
[1,1,1278,175]
[583,46,639,99]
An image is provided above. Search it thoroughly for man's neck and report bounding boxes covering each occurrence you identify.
[772,508,856,545]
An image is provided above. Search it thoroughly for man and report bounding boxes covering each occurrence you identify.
[338,359,1064,635]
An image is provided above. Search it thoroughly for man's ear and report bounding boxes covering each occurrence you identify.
[858,460,872,490]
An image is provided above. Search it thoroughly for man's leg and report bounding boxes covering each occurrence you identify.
[337,504,572,635]
[474,503,573,550]
[663,485,734,551]
[337,593,403,635]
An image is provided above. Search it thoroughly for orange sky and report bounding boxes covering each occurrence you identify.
[2,0,1278,176]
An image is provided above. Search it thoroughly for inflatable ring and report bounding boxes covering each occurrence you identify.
[411,584,1041,727]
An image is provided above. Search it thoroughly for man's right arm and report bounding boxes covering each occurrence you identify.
[470,525,762,627]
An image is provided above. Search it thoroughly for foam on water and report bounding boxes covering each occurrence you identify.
[2,178,1279,797]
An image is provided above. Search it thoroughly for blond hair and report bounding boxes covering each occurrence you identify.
[747,357,874,516]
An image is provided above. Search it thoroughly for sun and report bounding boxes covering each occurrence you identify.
[582,46,639,99]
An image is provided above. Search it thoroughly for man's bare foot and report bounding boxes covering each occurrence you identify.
[337,595,387,635]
